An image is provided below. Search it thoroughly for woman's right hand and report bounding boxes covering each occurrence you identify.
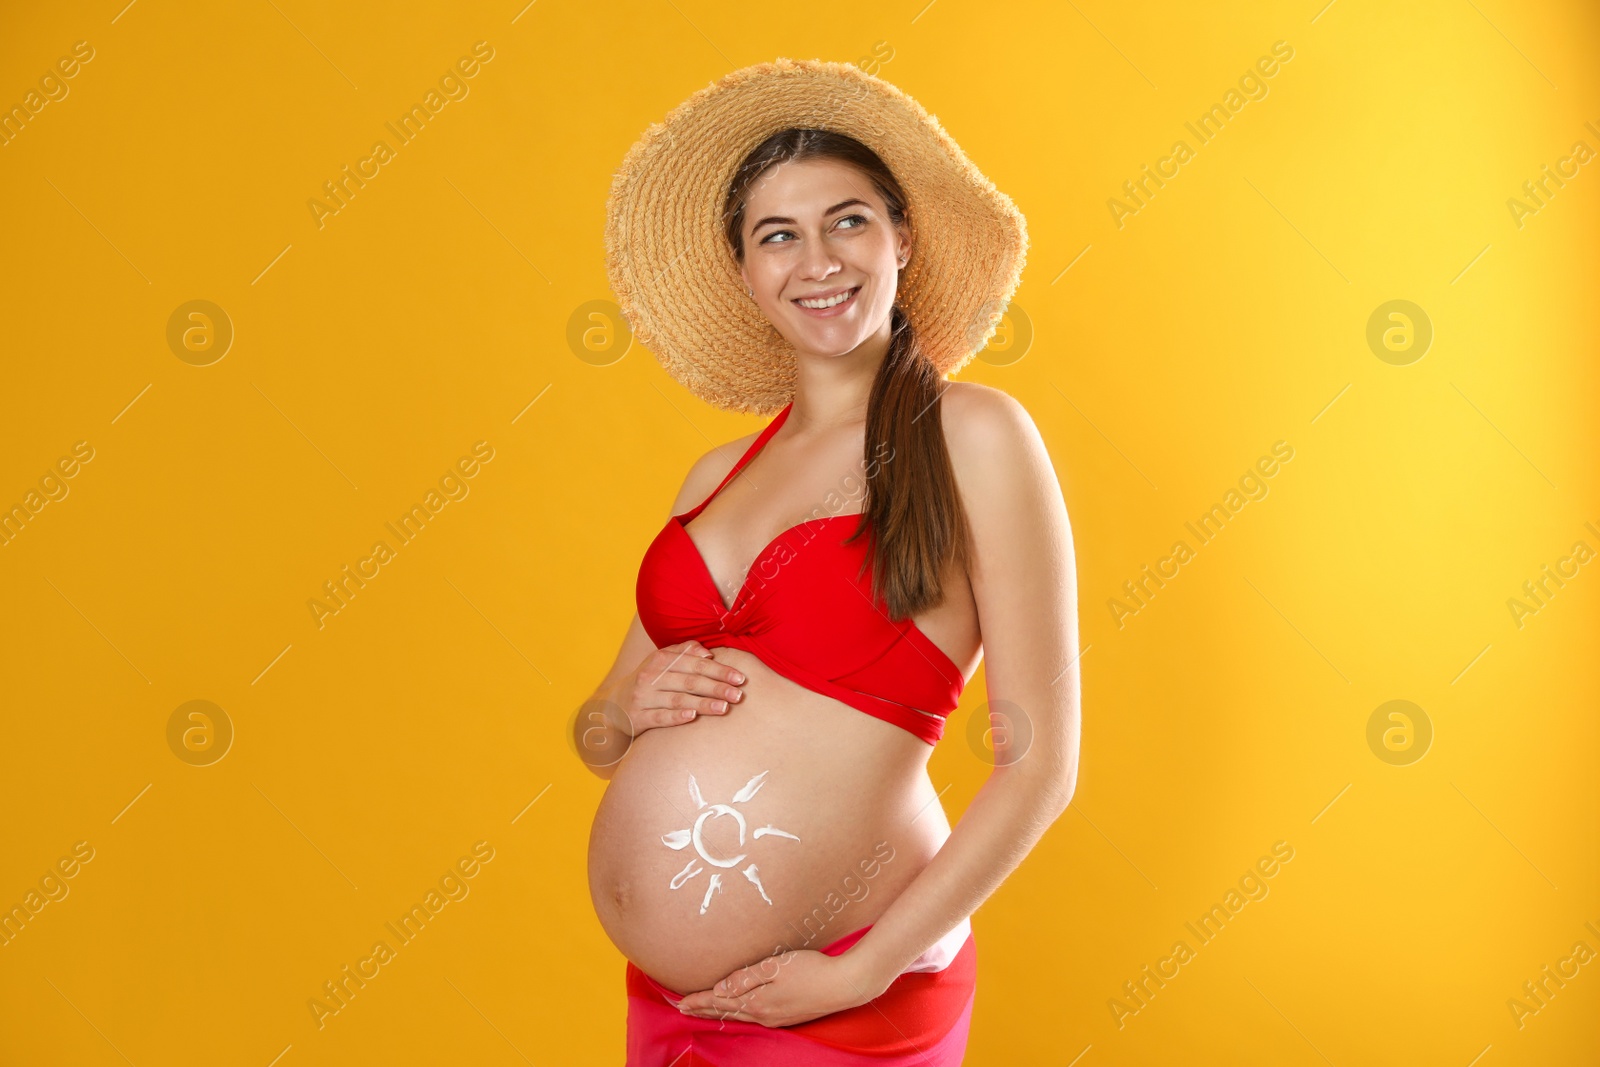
[612,640,746,737]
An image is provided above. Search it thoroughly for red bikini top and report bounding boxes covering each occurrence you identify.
[635,401,965,745]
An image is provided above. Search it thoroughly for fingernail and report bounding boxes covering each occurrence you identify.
[732,672,745,683]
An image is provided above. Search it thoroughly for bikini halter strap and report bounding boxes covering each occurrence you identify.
[698,400,794,508]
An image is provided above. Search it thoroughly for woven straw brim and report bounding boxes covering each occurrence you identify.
[604,57,1029,416]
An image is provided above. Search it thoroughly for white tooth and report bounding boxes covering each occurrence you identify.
[799,288,854,309]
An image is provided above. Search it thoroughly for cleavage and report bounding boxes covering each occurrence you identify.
[684,499,861,613]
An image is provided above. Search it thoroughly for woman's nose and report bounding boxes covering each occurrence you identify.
[797,243,842,281]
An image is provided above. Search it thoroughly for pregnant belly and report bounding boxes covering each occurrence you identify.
[587,646,953,996]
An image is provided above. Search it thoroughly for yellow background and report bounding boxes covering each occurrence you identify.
[1,1,1596,1064]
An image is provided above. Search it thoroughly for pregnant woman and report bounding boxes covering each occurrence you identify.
[581,59,1082,1065]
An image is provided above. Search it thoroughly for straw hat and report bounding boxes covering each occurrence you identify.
[603,57,1028,416]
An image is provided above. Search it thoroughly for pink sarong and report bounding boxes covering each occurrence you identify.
[624,917,976,1065]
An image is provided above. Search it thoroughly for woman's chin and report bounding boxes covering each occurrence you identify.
[784,332,871,360]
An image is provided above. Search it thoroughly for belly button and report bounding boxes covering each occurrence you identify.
[612,880,632,913]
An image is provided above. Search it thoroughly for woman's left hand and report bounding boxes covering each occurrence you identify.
[674,947,882,1027]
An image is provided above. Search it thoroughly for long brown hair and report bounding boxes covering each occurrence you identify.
[722,128,969,621]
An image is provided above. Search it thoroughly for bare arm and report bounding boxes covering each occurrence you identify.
[573,429,761,781]
[572,613,661,781]
[845,384,1082,992]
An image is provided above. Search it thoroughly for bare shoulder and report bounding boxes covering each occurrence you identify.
[668,428,762,516]
[936,381,1068,538]
[937,381,1046,471]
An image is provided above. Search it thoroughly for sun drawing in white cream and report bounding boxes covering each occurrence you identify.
[661,770,800,915]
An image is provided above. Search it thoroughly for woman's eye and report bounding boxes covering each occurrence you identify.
[759,215,869,245]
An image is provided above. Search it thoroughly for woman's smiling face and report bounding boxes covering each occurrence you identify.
[738,158,910,358]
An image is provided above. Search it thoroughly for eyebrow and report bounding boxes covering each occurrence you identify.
[750,198,871,234]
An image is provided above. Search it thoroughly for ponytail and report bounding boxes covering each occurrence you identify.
[845,303,969,619]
